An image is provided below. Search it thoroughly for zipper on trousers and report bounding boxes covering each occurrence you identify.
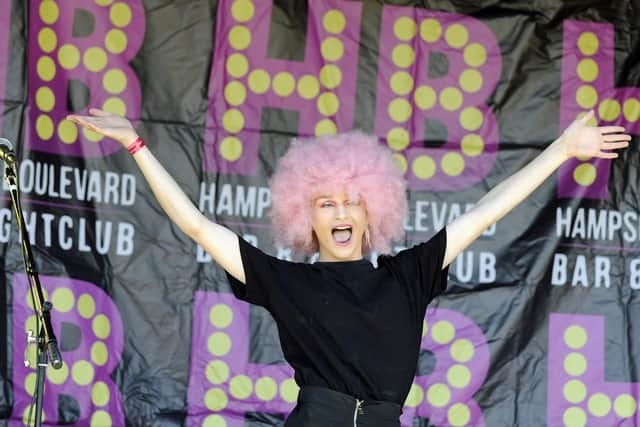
[353,399,364,426]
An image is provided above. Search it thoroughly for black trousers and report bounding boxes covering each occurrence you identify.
[285,386,402,427]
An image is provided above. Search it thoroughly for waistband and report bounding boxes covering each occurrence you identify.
[298,386,402,415]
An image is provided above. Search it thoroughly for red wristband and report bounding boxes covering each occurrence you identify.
[127,136,145,155]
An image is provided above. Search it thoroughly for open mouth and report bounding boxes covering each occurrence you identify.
[332,225,352,245]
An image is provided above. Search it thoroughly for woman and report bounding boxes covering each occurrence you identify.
[67,109,629,426]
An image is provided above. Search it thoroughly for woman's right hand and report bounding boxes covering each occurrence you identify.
[66,108,138,147]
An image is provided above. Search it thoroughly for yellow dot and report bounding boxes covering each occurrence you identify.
[315,119,336,136]
[91,411,112,427]
[77,293,96,318]
[575,111,598,127]
[432,320,455,344]
[203,414,227,427]
[280,378,300,403]
[323,10,346,34]
[204,388,228,411]
[58,119,79,144]
[598,98,621,121]
[23,405,45,425]
[83,127,104,142]
[445,24,469,48]
[256,377,278,401]
[226,53,249,78]
[459,69,483,93]
[222,109,244,133]
[576,85,598,109]
[25,315,37,334]
[96,0,114,5]
[71,360,95,385]
[40,1,59,24]
[26,288,49,309]
[210,303,233,328]
[588,393,611,417]
[404,383,423,407]
[273,72,295,97]
[51,287,74,313]
[573,163,596,186]
[442,152,465,176]
[83,47,108,72]
[388,98,412,123]
[37,56,56,82]
[229,25,251,50]
[464,43,487,67]
[224,81,247,106]
[297,74,320,99]
[36,114,54,140]
[248,69,270,94]
[25,373,37,396]
[564,325,588,349]
[614,394,637,418]
[563,407,587,427]
[392,153,408,173]
[206,360,229,385]
[392,44,415,68]
[624,98,640,122]
[321,37,344,62]
[461,134,484,157]
[219,136,243,161]
[110,3,132,27]
[93,314,112,339]
[91,341,108,366]
[578,32,599,56]
[229,375,253,399]
[105,29,128,54]
[459,107,483,131]
[564,352,587,376]
[103,69,127,94]
[36,87,55,113]
[387,127,410,151]
[414,85,436,110]
[440,87,463,111]
[317,92,340,116]
[390,71,414,96]
[394,17,417,41]
[103,97,127,116]
[447,365,471,388]
[420,18,442,43]
[448,403,471,427]
[563,380,587,403]
[422,320,428,337]
[58,44,80,70]
[319,64,342,89]
[92,381,110,406]
[412,156,436,180]
[208,332,232,356]
[38,28,57,53]
[577,58,598,82]
[231,0,254,23]
[47,361,69,384]
[427,383,451,407]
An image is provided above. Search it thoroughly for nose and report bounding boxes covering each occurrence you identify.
[335,203,347,219]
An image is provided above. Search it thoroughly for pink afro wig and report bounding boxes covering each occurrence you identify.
[269,131,407,255]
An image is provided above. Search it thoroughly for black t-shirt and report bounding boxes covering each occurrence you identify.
[226,228,448,405]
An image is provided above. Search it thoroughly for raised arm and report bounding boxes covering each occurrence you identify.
[442,111,631,268]
[67,109,246,283]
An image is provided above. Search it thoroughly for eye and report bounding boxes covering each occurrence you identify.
[346,199,360,206]
[320,201,334,208]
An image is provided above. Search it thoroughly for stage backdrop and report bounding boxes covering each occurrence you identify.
[1,0,640,426]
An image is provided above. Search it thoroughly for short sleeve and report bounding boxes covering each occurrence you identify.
[225,237,282,308]
[379,228,448,306]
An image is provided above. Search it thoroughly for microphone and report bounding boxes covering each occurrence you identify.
[0,138,17,165]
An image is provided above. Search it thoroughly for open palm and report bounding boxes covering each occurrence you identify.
[66,109,138,147]
[563,110,631,159]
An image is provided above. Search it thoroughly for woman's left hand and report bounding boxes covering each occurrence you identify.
[562,110,632,159]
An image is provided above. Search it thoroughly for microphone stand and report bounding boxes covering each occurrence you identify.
[4,160,62,427]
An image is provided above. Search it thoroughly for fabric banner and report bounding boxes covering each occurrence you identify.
[1,0,640,425]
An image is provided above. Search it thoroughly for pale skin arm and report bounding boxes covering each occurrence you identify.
[442,110,632,268]
[66,109,246,283]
